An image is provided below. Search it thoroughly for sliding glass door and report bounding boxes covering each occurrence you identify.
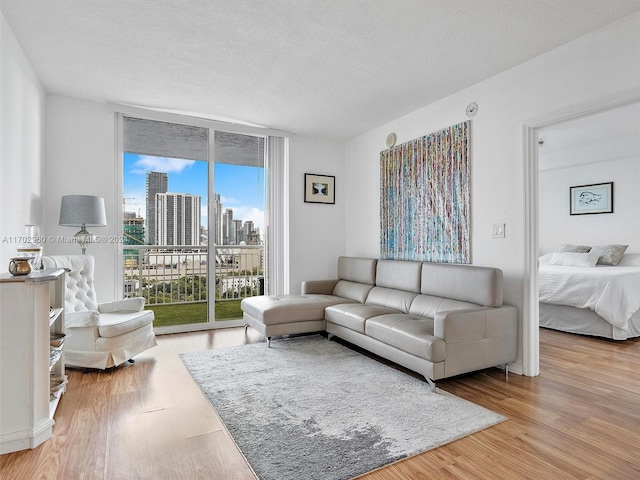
[120,114,268,333]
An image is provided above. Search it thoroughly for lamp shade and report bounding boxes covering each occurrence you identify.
[59,195,107,227]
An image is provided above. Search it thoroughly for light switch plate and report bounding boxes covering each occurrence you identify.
[492,223,505,238]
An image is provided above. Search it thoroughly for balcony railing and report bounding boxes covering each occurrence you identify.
[123,244,264,307]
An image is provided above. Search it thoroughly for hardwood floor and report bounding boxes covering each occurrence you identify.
[2,327,639,479]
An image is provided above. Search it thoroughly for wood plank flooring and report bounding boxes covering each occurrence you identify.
[1,327,639,479]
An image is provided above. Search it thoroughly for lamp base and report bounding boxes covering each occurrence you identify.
[74,225,95,254]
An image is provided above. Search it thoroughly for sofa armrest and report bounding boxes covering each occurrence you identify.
[301,279,339,295]
[434,305,518,343]
[66,310,100,328]
[98,297,146,313]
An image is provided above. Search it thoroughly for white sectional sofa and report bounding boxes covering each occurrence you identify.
[241,256,518,390]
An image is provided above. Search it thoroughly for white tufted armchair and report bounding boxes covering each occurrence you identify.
[42,254,157,369]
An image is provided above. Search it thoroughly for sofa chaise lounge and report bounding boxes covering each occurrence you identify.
[241,256,518,391]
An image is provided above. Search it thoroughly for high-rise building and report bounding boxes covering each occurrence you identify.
[155,193,201,246]
[247,226,261,245]
[244,221,254,242]
[123,211,145,266]
[222,208,234,245]
[145,171,167,245]
[213,193,222,245]
[233,219,244,244]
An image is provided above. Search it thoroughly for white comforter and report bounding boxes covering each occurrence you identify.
[539,265,640,331]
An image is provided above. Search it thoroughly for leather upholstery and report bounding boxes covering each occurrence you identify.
[240,294,349,325]
[420,262,503,307]
[332,280,374,303]
[364,314,445,362]
[324,303,399,333]
[375,259,421,292]
[241,255,518,384]
[337,256,377,284]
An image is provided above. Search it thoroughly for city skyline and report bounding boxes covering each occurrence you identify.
[123,153,265,232]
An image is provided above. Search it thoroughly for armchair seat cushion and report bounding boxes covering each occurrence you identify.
[98,310,154,338]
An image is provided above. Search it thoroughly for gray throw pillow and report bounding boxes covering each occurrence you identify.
[559,244,591,253]
[589,244,629,266]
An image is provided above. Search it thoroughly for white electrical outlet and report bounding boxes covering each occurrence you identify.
[492,223,505,238]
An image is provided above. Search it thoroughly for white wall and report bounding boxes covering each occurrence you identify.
[42,95,346,300]
[288,135,346,293]
[539,157,640,254]
[0,13,46,266]
[344,12,640,373]
[43,96,118,299]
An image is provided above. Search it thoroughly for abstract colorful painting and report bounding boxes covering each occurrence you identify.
[380,121,470,263]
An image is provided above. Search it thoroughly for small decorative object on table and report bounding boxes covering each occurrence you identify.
[8,257,32,276]
[16,224,42,270]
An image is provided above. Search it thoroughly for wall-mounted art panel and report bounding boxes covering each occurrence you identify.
[380,121,470,263]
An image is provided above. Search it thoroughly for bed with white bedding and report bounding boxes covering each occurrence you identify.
[539,248,640,340]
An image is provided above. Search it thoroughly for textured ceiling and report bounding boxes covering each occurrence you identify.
[538,102,640,171]
[3,0,640,139]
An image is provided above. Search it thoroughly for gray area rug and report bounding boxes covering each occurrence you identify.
[180,335,505,480]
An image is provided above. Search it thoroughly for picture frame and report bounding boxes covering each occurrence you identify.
[570,182,613,215]
[304,173,335,204]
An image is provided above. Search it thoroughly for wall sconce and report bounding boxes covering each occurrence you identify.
[59,195,107,254]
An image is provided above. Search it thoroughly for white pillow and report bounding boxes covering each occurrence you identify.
[548,252,599,267]
[538,253,553,265]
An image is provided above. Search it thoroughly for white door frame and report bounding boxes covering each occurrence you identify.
[522,89,640,376]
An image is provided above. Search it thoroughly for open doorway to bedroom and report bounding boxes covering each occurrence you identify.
[534,101,640,342]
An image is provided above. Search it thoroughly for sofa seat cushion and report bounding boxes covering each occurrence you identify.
[325,303,400,333]
[365,314,445,362]
[241,295,351,326]
[408,294,479,318]
[98,310,154,338]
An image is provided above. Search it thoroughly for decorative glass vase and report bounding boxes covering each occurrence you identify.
[16,224,43,270]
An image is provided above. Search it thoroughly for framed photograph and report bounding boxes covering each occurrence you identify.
[304,173,335,204]
[570,182,613,215]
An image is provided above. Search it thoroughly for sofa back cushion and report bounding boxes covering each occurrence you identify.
[337,256,377,284]
[375,259,422,292]
[333,281,374,304]
[420,263,503,307]
[365,287,417,313]
[409,294,479,318]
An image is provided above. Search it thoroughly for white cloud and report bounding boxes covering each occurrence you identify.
[130,156,196,175]
[232,207,265,232]
[220,195,238,205]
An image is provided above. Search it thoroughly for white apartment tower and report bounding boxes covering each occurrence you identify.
[155,193,201,246]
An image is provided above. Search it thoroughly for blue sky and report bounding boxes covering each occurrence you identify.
[123,153,265,231]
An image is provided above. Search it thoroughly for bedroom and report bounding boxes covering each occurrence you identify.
[538,101,640,340]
